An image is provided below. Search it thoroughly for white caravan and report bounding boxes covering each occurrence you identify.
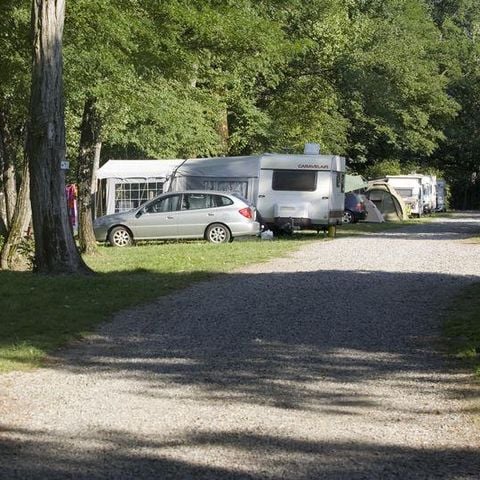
[385,175,424,217]
[436,179,447,212]
[421,174,437,213]
[168,147,346,232]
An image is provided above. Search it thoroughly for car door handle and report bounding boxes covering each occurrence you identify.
[166,216,174,220]
[207,213,214,216]
[258,195,265,198]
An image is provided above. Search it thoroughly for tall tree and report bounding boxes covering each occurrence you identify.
[428,0,480,208]
[28,0,89,273]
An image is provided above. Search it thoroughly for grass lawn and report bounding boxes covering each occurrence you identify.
[444,278,480,378]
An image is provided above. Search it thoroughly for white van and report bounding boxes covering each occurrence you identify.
[168,146,346,232]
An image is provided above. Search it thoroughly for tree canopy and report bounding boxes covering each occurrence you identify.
[1,0,480,259]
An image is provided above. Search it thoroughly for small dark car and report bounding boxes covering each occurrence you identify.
[343,192,367,223]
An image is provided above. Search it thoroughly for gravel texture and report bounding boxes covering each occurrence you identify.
[1,213,480,479]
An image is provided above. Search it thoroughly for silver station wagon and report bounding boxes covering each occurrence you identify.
[93,191,260,246]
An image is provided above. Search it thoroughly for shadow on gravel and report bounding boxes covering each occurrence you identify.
[1,266,480,478]
[348,218,480,241]
[45,269,479,411]
[1,427,479,479]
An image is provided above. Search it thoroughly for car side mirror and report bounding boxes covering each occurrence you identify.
[135,208,144,218]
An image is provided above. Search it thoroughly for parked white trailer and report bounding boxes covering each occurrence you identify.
[436,179,447,212]
[168,148,346,232]
[385,175,425,217]
[421,174,437,213]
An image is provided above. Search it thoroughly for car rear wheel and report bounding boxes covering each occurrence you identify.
[108,226,133,247]
[205,223,231,243]
[343,210,355,224]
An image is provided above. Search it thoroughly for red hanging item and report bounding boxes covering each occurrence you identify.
[65,184,78,228]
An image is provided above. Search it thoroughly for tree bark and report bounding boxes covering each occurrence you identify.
[28,0,90,274]
[0,109,18,230]
[0,161,32,270]
[0,193,6,237]
[76,96,101,254]
[218,107,229,155]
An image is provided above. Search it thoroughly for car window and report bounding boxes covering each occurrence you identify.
[214,195,234,207]
[182,193,211,210]
[145,195,180,213]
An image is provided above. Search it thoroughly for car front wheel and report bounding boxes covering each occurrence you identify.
[205,223,231,243]
[108,226,133,247]
[342,210,355,224]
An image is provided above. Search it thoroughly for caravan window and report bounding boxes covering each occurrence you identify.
[202,180,248,198]
[272,170,317,191]
[395,188,413,198]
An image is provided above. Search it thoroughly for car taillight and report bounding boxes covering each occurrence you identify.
[239,207,253,219]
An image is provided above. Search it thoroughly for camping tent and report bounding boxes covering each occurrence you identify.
[365,181,408,221]
[95,159,182,216]
[344,174,367,193]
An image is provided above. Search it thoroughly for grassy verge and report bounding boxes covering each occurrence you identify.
[0,238,311,372]
[444,283,480,378]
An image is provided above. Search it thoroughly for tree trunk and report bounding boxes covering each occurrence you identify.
[76,96,101,254]
[0,192,6,237]
[91,141,101,193]
[28,0,90,274]
[218,107,229,155]
[0,161,32,270]
[0,109,18,230]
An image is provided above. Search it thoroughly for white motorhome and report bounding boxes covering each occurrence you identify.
[421,174,437,213]
[168,146,346,232]
[436,179,447,212]
[385,175,424,217]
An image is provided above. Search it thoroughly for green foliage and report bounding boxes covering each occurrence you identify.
[2,0,480,208]
[426,0,480,208]
[341,0,459,166]
[364,159,403,179]
[0,0,30,165]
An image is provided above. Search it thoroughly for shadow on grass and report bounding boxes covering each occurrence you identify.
[0,268,217,371]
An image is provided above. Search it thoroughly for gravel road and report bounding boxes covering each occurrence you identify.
[1,213,480,479]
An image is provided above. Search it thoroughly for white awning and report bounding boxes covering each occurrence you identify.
[96,159,183,180]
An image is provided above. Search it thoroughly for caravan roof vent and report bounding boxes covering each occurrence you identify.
[304,143,320,155]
